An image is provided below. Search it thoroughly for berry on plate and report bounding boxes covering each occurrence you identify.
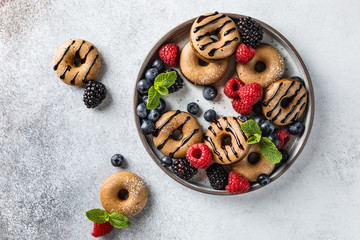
[171,159,198,180]
[237,114,249,122]
[237,16,264,48]
[267,133,280,147]
[156,98,166,113]
[260,120,275,136]
[187,102,199,115]
[288,121,305,135]
[206,163,228,190]
[165,69,184,93]
[111,154,125,167]
[159,43,179,66]
[280,149,290,162]
[144,67,159,84]
[151,58,165,72]
[274,129,291,149]
[257,174,271,186]
[83,81,107,108]
[239,82,263,105]
[141,120,155,135]
[225,171,250,194]
[147,109,161,122]
[204,109,217,122]
[232,98,252,115]
[224,77,244,99]
[235,43,255,64]
[136,103,148,119]
[137,79,151,94]
[203,86,218,100]
[186,143,212,169]
[160,156,172,167]
[91,221,114,238]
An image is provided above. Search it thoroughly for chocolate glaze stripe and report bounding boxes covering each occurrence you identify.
[193,14,226,33]
[153,110,181,137]
[263,82,283,107]
[208,37,238,56]
[204,136,223,162]
[208,126,217,136]
[82,54,99,83]
[196,11,219,23]
[196,32,212,41]
[199,41,215,50]
[169,129,199,158]
[271,108,282,121]
[156,117,190,150]
[233,117,247,141]
[221,145,230,161]
[229,143,239,158]
[70,72,79,85]
[53,40,75,71]
[75,40,85,58]
[280,94,306,123]
[266,81,295,117]
[213,119,223,130]
[224,117,244,150]
[224,27,236,36]
[291,103,306,122]
[82,46,94,64]
[60,65,71,79]
[214,20,231,35]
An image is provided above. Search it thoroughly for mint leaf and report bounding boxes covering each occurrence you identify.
[154,71,177,88]
[241,120,262,136]
[259,137,282,164]
[147,86,160,110]
[247,133,261,144]
[86,209,109,224]
[109,213,131,228]
[155,85,169,95]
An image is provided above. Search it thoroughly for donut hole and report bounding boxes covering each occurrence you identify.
[192,148,203,159]
[221,135,232,146]
[210,34,220,42]
[281,97,294,108]
[255,61,266,73]
[118,189,129,200]
[198,58,209,66]
[171,130,183,140]
[248,152,260,165]
[73,56,82,67]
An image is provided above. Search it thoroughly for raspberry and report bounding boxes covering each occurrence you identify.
[158,43,179,66]
[239,83,263,105]
[232,98,252,115]
[235,43,255,64]
[224,78,244,99]
[206,163,228,190]
[186,143,212,169]
[225,171,250,194]
[274,129,291,149]
[91,221,114,237]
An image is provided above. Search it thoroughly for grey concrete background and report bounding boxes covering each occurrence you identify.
[0,0,359,239]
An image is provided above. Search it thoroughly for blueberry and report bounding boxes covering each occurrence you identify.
[291,76,305,86]
[253,116,264,126]
[141,120,155,135]
[203,86,218,100]
[267,133,280,147]
[147,109,161,122]
[160,156,172,167]
[155,98,166,113]
[257,174,271,186]
[280,149,290,162]
[288,121,305,135]
[111,154,125,167]
[137,79,151,94]
[237,114,249,122]
[187,102,199,115]
[145,68,159,84]
[151,58,165,72]
[142,95,148,105]
[204,109,217,122]
[252,102,263,116]
[260,120,275,136]
[136,103,148,119]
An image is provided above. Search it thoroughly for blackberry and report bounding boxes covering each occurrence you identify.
[206,163,228,190]
[237,17,263,48]
[165,69,184,94]
[83,81,107,108]
[171,159,198,180]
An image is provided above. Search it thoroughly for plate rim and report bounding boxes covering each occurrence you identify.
[133,13,315,195]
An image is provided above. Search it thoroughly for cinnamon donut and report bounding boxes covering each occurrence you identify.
[100,171,148,218]
[262,78,308,126]
[236,44,284,88]
[180,42,228,85]
[204,117,250,165]
[153,110,202,159]
[190,12,240,61]
[231,143,275,182]
[53,39,101,86]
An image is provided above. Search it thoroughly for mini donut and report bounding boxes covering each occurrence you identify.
[153,110,202,159]
[190,12,240,61]
[53,39,101,86]
[204,117,250,165]
[231,143,275,182]
[236,43,284,88]
[100,171,148,218]
[180,42,228,85]
[262,78,308,126]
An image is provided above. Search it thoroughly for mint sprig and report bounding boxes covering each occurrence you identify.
[146,71,177,109]
[86,209,131,228]
[241,120,282,164]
